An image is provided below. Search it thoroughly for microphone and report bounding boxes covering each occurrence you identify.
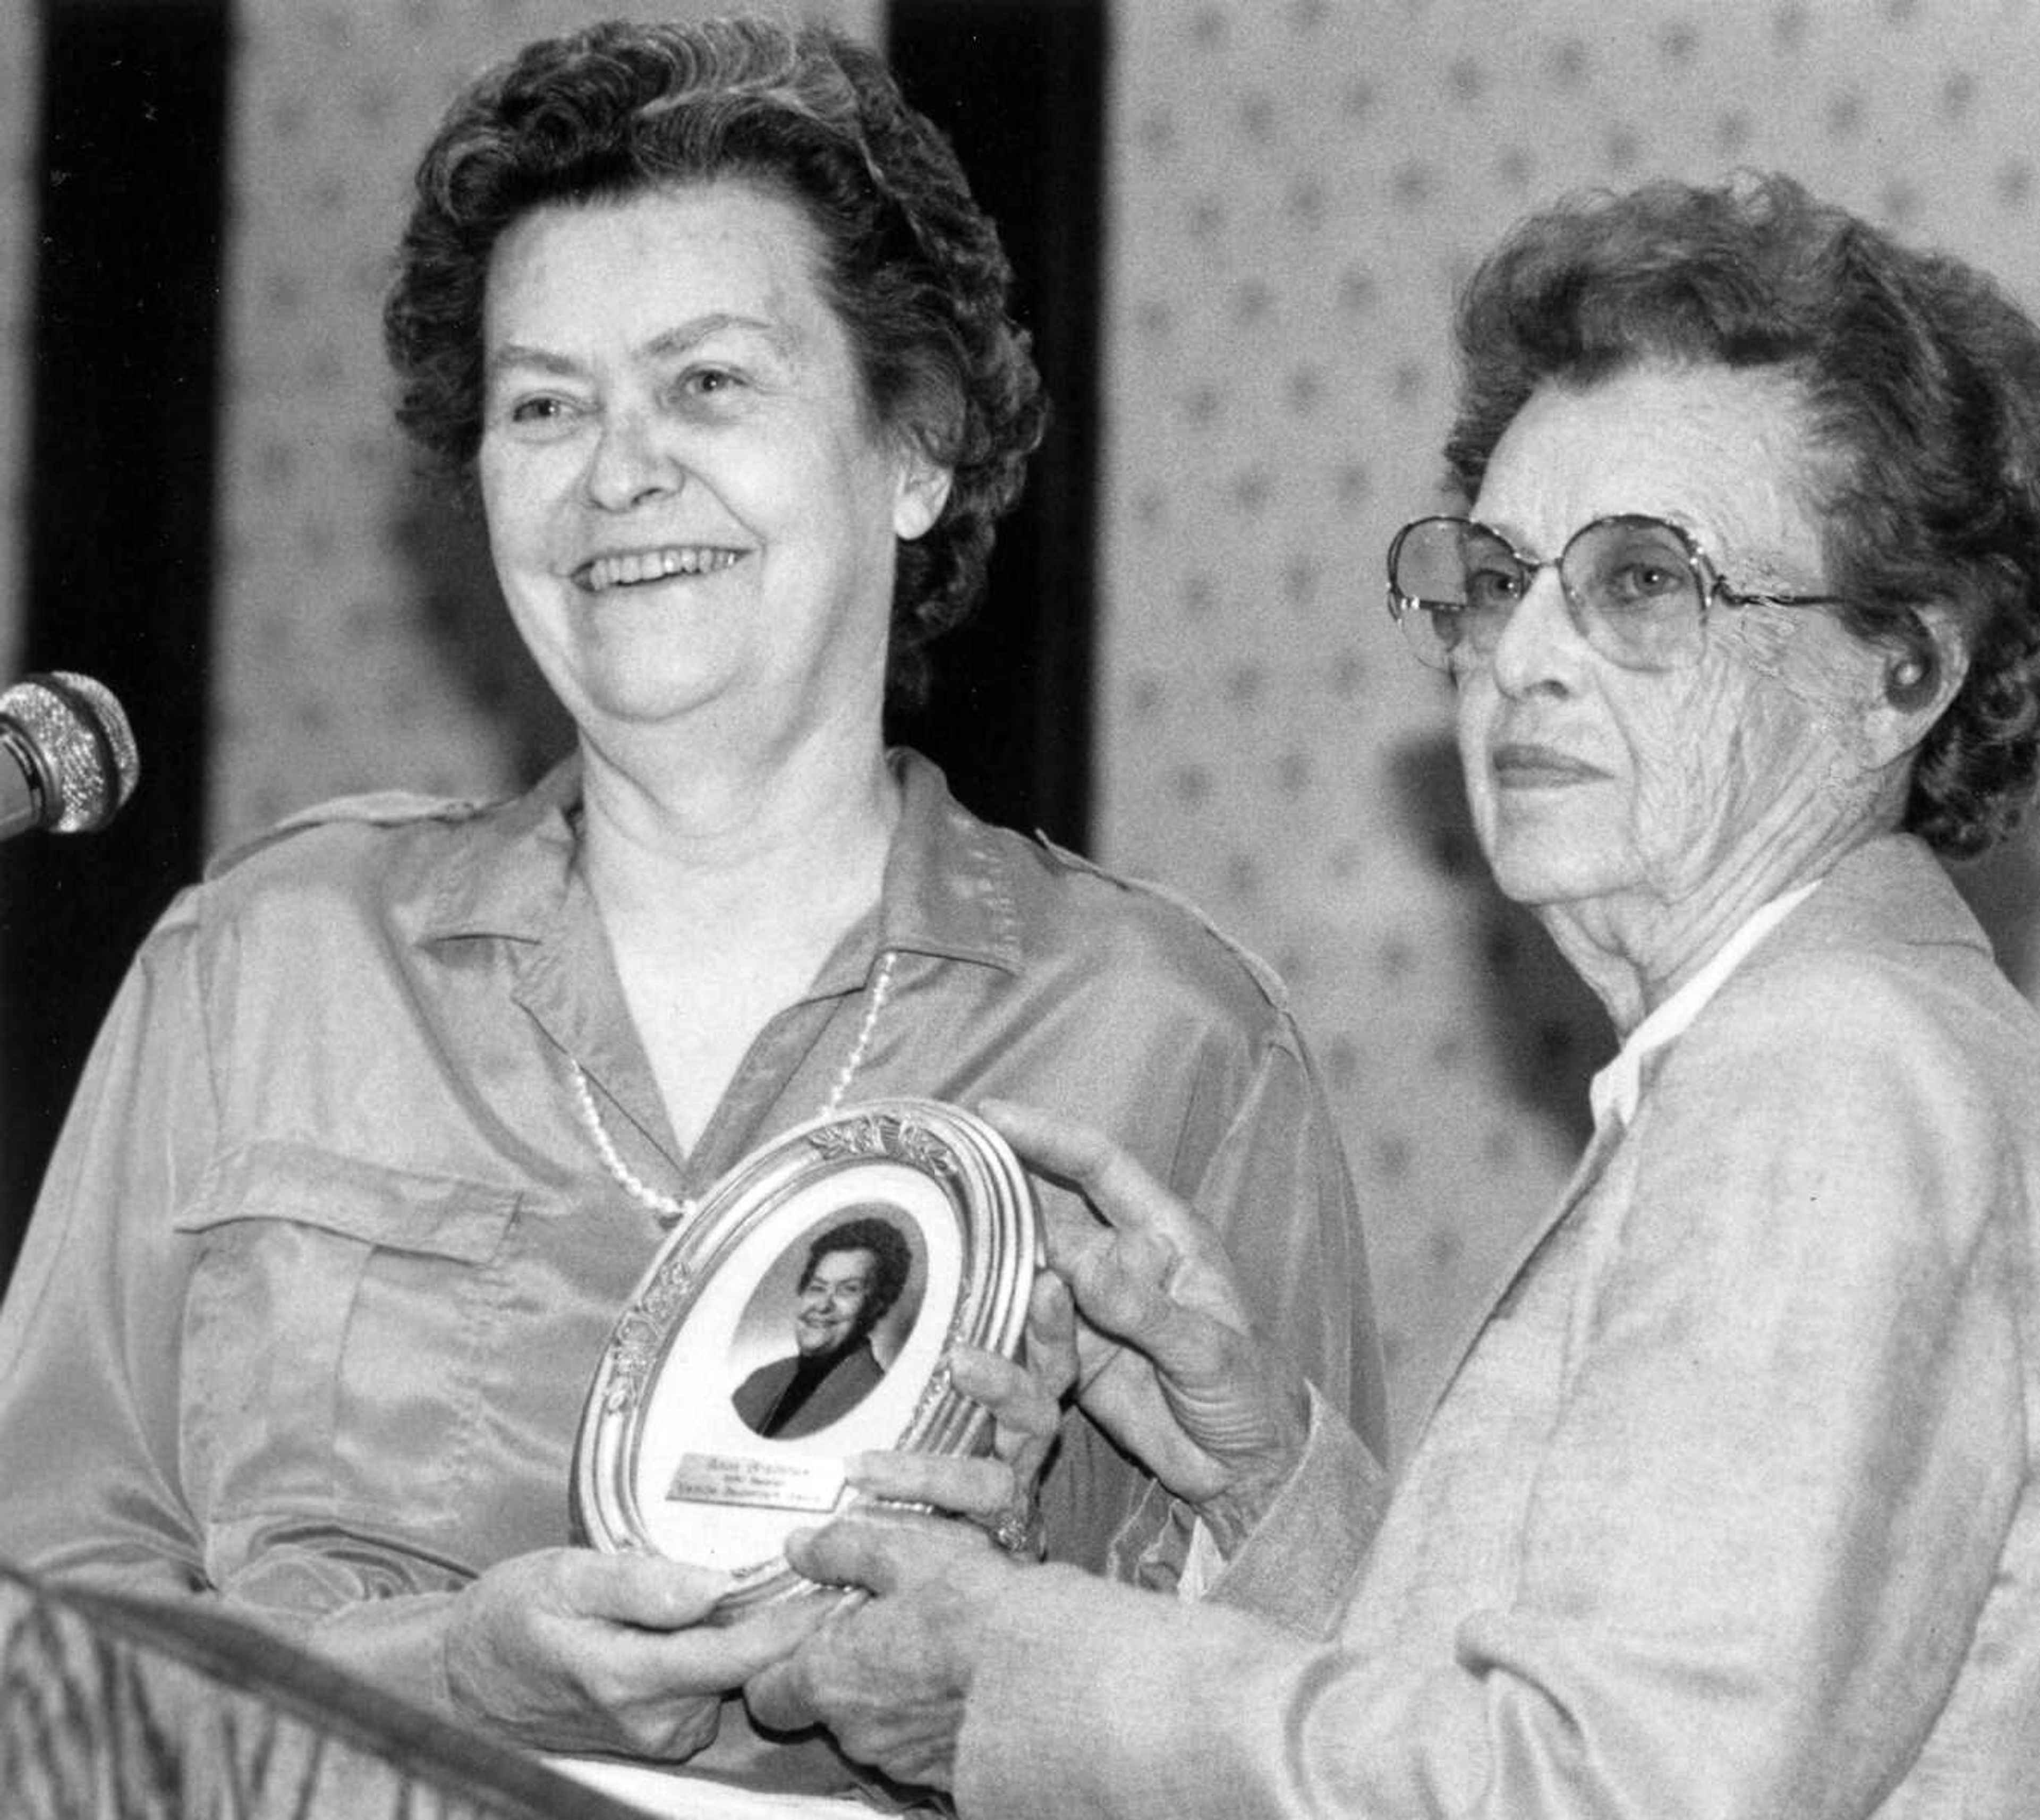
[0,672,140,840]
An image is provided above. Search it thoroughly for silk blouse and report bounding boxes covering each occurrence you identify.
[0,747,1377,1774]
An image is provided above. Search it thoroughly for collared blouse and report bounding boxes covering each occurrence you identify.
[0,749,1377,1753]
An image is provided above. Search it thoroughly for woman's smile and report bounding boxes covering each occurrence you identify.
[572,545,749,592]
[479,181,936,735]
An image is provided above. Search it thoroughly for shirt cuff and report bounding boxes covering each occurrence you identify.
[1203,1382,1387,1640]
[304,1590,464,1717]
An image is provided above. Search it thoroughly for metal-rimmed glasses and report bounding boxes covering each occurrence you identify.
[1384,513,1848,676]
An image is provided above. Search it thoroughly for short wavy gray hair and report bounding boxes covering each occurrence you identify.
[1446,172,2040,857]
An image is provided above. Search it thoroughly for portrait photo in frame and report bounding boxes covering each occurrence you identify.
[725,1203,927,1442]
[572,1099,1040,1617]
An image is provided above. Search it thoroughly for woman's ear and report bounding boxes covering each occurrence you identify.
[1866,603,1969,764]
[892,449,954,542]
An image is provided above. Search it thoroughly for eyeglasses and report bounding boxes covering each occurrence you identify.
[1384,513,1848,675]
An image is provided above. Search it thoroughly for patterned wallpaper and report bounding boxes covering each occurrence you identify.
[0,4,38,686]
[1095,0,2040,1443]
[207,0,880,841]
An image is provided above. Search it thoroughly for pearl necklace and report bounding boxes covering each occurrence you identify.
[569,950,898,1230]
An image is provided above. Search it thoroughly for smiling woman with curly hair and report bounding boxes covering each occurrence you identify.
[384,15,1048,707]
[0,13,1374,1801]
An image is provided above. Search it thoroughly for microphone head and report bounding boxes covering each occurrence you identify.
[0,672,141,832]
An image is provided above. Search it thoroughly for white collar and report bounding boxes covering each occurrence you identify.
[1587,878,1823,1132]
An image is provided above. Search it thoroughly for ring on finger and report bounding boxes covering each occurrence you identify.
[986,1497,1047,1561]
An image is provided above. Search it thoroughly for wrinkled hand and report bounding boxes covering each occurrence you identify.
[980,1098,1310,1549]
[746,1511,1015,1790]
[846,1271,1078,1551]
[442,1547,831,1761]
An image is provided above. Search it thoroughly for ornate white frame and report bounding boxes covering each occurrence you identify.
[572,1099,1040,1616]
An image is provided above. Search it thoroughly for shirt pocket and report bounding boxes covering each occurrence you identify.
[172,1139,522,1544]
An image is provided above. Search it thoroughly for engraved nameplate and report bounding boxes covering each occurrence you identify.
[667,1452,847,1512]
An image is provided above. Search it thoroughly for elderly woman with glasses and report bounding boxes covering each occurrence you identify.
[747,172,2040,1819]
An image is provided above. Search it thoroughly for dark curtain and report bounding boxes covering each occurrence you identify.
[0,0,225,1274]
[883,0,1104,851]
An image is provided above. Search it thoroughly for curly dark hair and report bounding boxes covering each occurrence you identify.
[803,1211,914,1330]
[1443,171,2040,858]
[384,15,1046,705]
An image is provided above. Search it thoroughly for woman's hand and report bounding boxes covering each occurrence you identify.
[845,1271,1078,1554]
[441,1547,830,1760]
[737,1264,1076,1786]
[746,1107,1316,1784]
[746,1510,1016,1791]
[981,1098,1311,1550]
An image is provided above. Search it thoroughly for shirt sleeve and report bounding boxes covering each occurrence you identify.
[955,965,2029,1819]
[1202,1013,1382,1454]
[1102,1013,1386,1593]
[0,902,216,1598]
[0,904,473,1714]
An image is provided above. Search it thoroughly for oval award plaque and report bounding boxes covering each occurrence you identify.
[572,1098,1040,1615]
